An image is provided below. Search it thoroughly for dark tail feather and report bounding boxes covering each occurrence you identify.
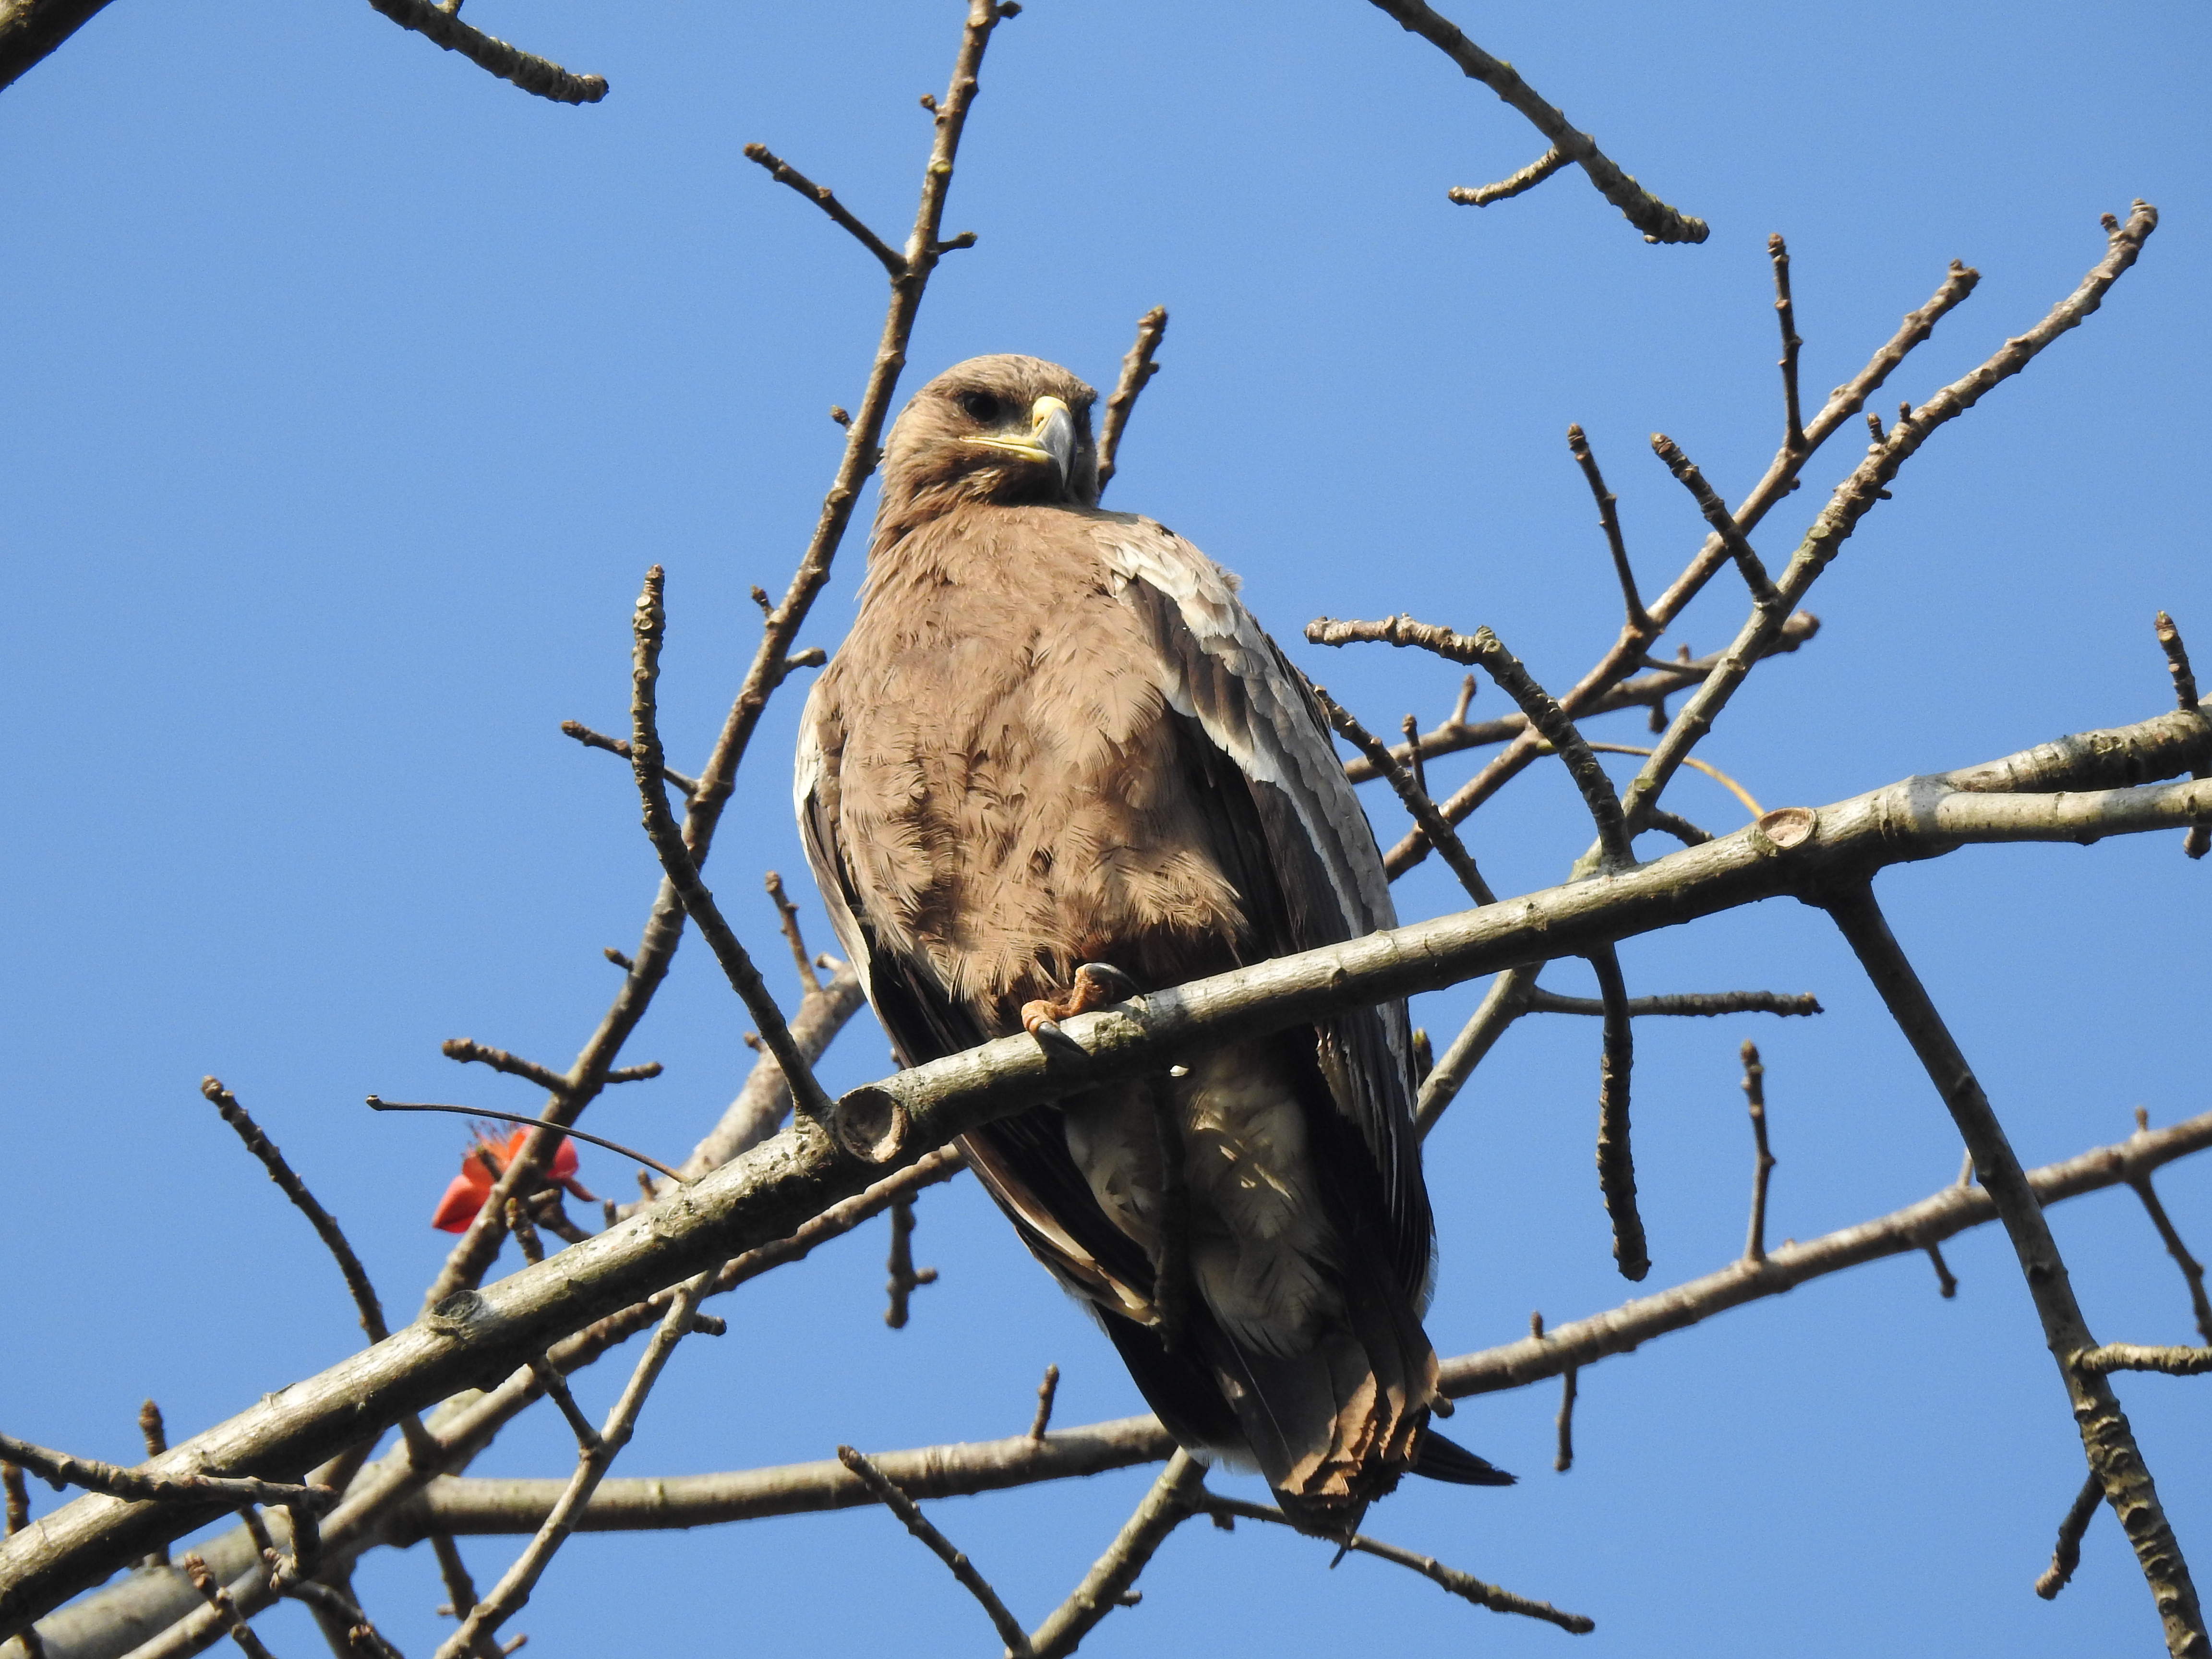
[1413,1428,1516,1487]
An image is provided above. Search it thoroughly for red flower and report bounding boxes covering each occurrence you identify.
[430,1127,597,1233]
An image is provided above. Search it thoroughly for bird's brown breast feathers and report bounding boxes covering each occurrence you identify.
[808,503,1250,1028]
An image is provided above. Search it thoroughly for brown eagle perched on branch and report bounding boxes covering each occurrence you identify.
[795,353,1508,1531]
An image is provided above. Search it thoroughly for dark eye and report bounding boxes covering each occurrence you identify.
[958,390,1001,424]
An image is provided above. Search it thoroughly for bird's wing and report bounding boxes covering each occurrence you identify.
[793,676,1162,1322]
[1091,513,1432,1304]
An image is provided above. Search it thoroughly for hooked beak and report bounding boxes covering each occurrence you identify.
[967,395,1077,486]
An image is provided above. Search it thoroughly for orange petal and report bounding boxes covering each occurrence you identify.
[431,1174,484,1233]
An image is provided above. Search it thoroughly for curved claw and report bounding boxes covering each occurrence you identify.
[1071,962,1140,1005]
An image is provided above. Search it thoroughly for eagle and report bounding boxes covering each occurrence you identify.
[794,353,1507,1531]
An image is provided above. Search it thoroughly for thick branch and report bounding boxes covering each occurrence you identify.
[9,708,2211,1640]
[174,1114,2209,1599]
[1369,0,1706,242]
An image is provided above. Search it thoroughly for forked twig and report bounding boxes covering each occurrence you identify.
[1825,880,2204,1652]
[1370,0,1704,243]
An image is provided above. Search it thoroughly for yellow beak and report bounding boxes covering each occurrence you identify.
[967,395,1077,485]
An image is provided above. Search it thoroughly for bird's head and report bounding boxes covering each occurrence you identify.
[875,355,1099,540]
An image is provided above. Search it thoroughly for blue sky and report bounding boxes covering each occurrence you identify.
[3,3,2208,1655]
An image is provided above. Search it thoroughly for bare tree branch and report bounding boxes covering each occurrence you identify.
[1192,1495,1594,1634]
[196,1081,389,1347]
[627,565,835,1127]
[359,0,606,105]
[416,0,1014,1315]
[1379,255,1981,876]
[836,1447,1034,1659]
[436,1273,712,1659]
[2037,1471,2106,1600]
[1367,0,1707,242]
[1825,882,2203,1655]
[1617,204,2158,837]
[8,707,2210,1644]
[1342,619,1820,783]
[1029,1453,1204,1659]
[1095,307,1167,498]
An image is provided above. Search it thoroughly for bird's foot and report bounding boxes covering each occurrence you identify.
[1021,962,1141,1043]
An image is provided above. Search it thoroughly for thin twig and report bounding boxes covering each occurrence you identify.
[1554,1368,1578,1474]
[1769,234,1806,452]
[2,1463,27,1536]
[1526,988,1820,1019]
[1096,306,1167,497]
[438,1041,569,1100]
[1825,880,2204,1655]
[1027,1366,1060,1442]
[763,873,823,993]
[741,144,907,277]
[1029,1452,1204,1658]
[2154,613,2211,859]
[627,567,838,1127]
[1415,966,1537,1135]
[835,1447,1035,1659]
[180,1553,281,1659]
[1649,434,1783,614]
[1741,1041,1776,1262]
[1448,145,1567,207]
[883,1197,939,1329]
[198,1079,390,1346]
[1922,1241,1959,1299]
[1308,616,1632,867]
[525,1360,601,1451]
[2076,1344,2212,1377]
[366,1099,684,1185]
[360,0,606,104]
[2128,1110,2212,1345]
[1194,1495,1595,1633]
[137,1403,171,1569]
[558,720,699,799]
[1566,424,1650,636]
[1371,0,1705,243]
[0,1434,329,1513]
[1589,947,1647,1281]
[2037,1471,2106,1599]
[1314,687,1495,904]
[435,1273,713,1659]
[1341,623,1818,784]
